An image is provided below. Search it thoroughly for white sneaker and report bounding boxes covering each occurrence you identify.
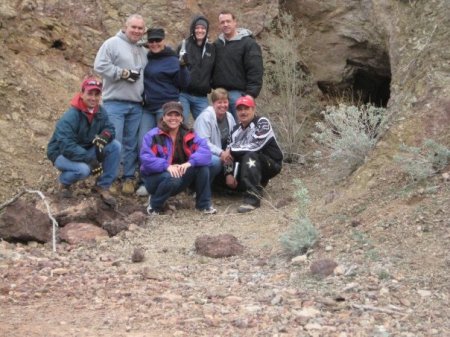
[136,185,149,196]
[199,206,217,215]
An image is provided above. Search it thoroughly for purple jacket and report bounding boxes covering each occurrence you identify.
[140,126,211,175]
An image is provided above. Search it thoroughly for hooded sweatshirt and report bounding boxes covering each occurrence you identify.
[94,30,148,102]
[177,16,216,96]
[212,28,264,98]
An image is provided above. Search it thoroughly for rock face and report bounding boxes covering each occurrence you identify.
[0,200,52,243]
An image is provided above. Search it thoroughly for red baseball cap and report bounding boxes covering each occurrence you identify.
[235,95,255,108]
[81,77,102,92]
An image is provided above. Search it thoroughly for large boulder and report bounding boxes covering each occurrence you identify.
[195,234,244,258]
[0,199,52,243]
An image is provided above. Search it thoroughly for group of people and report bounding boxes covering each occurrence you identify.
[47,11,282,214]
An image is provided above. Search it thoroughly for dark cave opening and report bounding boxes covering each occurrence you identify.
[51,39,66,50]
[318,62,391,108]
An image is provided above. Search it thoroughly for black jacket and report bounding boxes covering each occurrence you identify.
[177,16,215,96]
[212,29,264,98]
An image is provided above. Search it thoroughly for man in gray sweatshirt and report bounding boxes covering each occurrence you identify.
[94,14,148,194]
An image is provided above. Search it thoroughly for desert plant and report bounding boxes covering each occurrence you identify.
[259,11,318,163]
[280,180,318,256]
[312,103,388,177]
[394,139,450,181]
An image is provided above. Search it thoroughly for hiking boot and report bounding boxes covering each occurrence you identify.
[94,186,117,206]
[198,206,217,215]
[136,184,149,197]
[59,184,72,198]
[237,204,258,213]
[122,179,135,195]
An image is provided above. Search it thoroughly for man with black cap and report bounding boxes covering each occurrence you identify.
[139,101,216,215]
[47,77,121,206]
[222,95,283,213]
[177,15,215,121]
[94,14,148,195]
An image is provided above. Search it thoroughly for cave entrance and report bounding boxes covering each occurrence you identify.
[318,59,391,108]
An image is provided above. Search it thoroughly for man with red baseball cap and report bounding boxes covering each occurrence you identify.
[47,77,121,206]
[221,95,283,213]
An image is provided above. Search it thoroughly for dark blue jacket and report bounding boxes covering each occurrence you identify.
[47,95,115,163]
[143,46,190,111]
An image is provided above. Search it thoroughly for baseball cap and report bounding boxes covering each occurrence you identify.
[81,78,102,92]
[162,101,183,115]
[235,95,255,108]
[147,28,165,41]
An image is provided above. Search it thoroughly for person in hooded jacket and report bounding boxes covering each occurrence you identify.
[177,15,215,122]
[47,77,121,206]
[212,10,264,119]
[94,14,147,195]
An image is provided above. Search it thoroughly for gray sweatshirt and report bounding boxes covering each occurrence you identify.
[194,106,236,156]
[94,30,148,102]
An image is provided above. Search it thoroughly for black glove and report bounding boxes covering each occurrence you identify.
[89,159,103,177]
[93,131,111,162]
[121,69,140,82]
[179,53,189,67]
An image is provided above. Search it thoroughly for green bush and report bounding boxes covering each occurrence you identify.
[280,180,318,256]
[313,103,388,177]
[259,11,318,163]
[394,139,450,181]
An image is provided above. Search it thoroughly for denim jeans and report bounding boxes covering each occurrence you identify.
[142,166,212,210]
[54,140,121,188]
[138,107,163,151]
[179,92,209,123]
[103,100,142,179]
[209,155,222,184]
[227,90,245,122]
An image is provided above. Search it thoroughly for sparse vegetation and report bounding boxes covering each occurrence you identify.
[280,180,318,256]
[260,11,319,163]
[313,103,389,178]
[394,139,450,182]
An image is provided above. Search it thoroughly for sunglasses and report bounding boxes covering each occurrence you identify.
[85,80,102,87]
[148,38,162,43]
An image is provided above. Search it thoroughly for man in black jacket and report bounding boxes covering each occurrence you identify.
[178,16,215,122]
[222,96,282,213]
[212,10,264,120]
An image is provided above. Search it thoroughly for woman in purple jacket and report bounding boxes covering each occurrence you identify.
[140,101,216,215]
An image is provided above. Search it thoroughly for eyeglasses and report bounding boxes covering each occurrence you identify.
[85,80,102,87]
[148,38,162,43]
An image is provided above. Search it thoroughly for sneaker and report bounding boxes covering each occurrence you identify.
[199,206,217,215]
[59,184,72,198]
[94,186,117,206]
[122,179,135,195]
[146,204,162,215]
[136,185,149,197]
[237,204,257,213]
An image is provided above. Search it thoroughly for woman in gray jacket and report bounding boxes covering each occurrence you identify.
[194,88,235,183]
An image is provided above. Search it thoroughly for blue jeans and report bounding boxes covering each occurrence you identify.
[54,140,121,188]
[179,92,209,122]
[142,166,212,210]
[103,100,142,179]
[209,155,222,183]
[227,90,245,122]
[139,107,163,151]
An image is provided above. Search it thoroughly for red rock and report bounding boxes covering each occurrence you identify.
[59,222,108,244]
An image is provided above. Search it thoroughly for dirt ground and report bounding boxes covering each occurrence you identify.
[0,161,448,337]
